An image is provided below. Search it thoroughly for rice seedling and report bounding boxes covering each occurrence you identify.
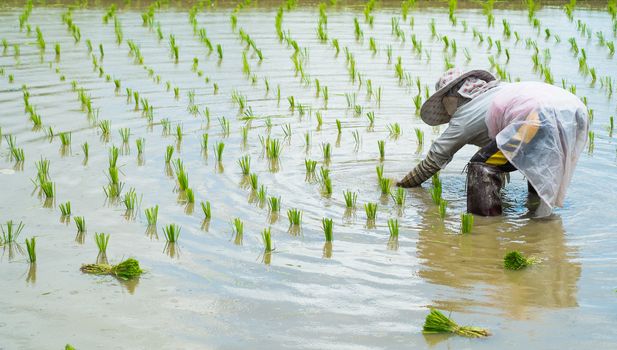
[322,176,333,195]
[379,177,392,195]
[588,130,595,153]
[460,213,474,234]
[34,158,50,185]
[430,184,442,206]
[266,138,282,159]
[238,155,251,175]
[56,132,72,148]
[268,196,281,212]
[387,123,401,137]
[1,221,25,244]
[438,199,448,219]
[99,120,111,136]
[415,128,424,145]
[504,250,536,270]
[108,145,119,168]
[352,130,361,150]
[214,142,225,161]
[123,188,138,211]
[343,190,358,208]
[201,133,209,151]
[119,128,130,143]
[376,164,384,182]
[135,138,145,155]
[364,202,378,221]
[261,227,273,252]
[282,123,292,138]
[305,159,317,174]
[321,142,331,161]
[423,309,490,337]
[163,224,181,242]
[377,140,385,160]
[322,217,333,242]
[240,126,249,143]
[94,232,110,254]
[249,173,259,190]
[40,180,55,199]
[185,187,195,204]
[201,201,212,220]
[80,258,143,280]
[388,218,399,239]
[25,237,36,263]
[73,216,86,234]
[391,187,406,206]
[59,201,71,216]
[287,208,302,226]
[145,205,159,226]
[336,119,342,135]
[175,124,183,142]
[165,145,174,163]
[216,44,223,60]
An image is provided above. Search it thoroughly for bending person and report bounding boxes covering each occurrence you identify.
[397,68,588,217]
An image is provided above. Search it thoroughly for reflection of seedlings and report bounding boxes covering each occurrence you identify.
[460,213,474,234]
[80,258,143,280]
[423,309,490,338]
[343,190,357,208]
[25,237,36,263]
[1,221,25,244]
[163,224,181,243]
[391,187,406,206]
[95,232,110,255]
[238,155,251,175]
[145,205,159,226]
[438,199,447,219]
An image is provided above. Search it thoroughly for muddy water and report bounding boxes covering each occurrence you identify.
[1,1,616,349]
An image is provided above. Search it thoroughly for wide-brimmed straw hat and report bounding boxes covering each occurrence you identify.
[420,69,496,126]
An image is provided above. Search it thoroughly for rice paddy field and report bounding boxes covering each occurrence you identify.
[1,0,617,349]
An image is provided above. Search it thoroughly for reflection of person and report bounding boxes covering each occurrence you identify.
[414,191,581,319]
[397,68,588,217]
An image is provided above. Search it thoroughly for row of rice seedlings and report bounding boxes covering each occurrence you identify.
[1,221,25,244]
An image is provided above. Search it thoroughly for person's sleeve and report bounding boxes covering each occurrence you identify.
[397,123,468,187]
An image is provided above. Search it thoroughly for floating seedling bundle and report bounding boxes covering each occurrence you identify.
[81,258,143,280]
[423,309,490,338]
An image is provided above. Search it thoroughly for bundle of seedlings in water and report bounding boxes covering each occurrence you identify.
[343,190,358,208]
[1,220,24,245]
[287,208,302,227]
[95,232,110,254]
[266,138,282,159]
[80,257,143,280]
[145,205,159,226]
[503,251,536,270]
[376,164,384,182]
[322,217,333,242]
[238,155,251,175]
[430,173,442,205]
[249,173,259,191]
[163,223,181,242]
[305,159,317,175]
[59,201,71,217]
[379,177,392,195]
[74,216,86,234]
[388,218,399,239]
[365,202,378,221]
[391,187,406,206]
[201,201,212,220]
[165,145,174,163]
[268,196,281,213]
[460,213,474,234]
[261,227,273,252]
[321,142,331,162]
[214,141,225,161]
[438,199,447,219]
[423,309,490,337]
[25,237,36,263]
[136,138,145,155]
[377,140,385,160]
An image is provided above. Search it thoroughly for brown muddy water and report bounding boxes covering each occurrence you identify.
[1,1,616,349]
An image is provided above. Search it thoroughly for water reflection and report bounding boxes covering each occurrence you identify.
[25,263,36,284]
[164,242,180,259]
[415,192,580,319]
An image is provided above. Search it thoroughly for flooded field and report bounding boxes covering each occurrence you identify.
[1,0,616,349]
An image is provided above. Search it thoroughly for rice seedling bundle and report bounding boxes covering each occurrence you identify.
[81,142,89,159]
[238,155,251,175]
[503,251,536,270]
[74,216,86,233]
[377,140,385,159]
[249,173,259,190]
[261,227,273,252]
[123,188,138,210]
[391,187,406,206]
[321,142,331,161]
[365,202,378,220]
[287,208,302,226]
[136,138,145,155]
[268,196,281,212]
[59,132,71,146]
[322,218,333,242]
[59,201,71,216]
[305,159,317,173]
[460,213,474,234]
[40,180,55,198]
[423,309,490,337]
[376,164,384,182]
[95,232,110,254]
[80,258,143,280]
[387,218,399,238]
[214,142,225,161]
[25,237,36,263]
[119,128,130,143]
[266,138,282,159]
[1,220,25,244]
[186,188,195,203]
[201,201,212,220]
[379,177,392,195]
[163,224,181,242]
[343,190,358,208]
[165,145,174,163]
[145,205,159,226]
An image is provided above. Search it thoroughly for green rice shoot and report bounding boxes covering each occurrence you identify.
[163,223,181,242]
[94,232,110,254]
[460,213,474,234]
[80,257,143,280]
[25,237,36,263]
[423,309,490,338]
[322,217,333,242]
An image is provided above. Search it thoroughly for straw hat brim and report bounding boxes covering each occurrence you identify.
[420,70,496,126]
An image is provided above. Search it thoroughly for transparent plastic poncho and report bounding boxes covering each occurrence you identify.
[486,82,589,217]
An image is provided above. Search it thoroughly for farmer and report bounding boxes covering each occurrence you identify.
[396,68,588,217]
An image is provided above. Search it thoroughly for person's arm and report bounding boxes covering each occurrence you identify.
[397,123,468,187]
